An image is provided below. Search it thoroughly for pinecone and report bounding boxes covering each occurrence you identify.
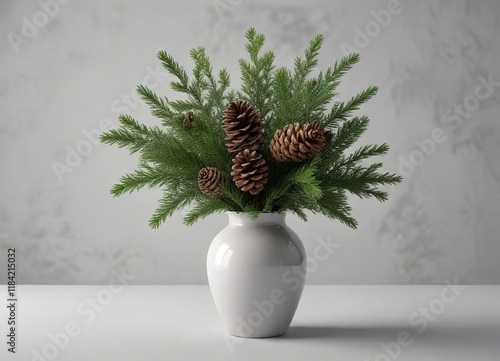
[183,111,195,127]
[223,100,263,153]
[231,149,268,195]
[269,121,329,162]
[198,167,224,196]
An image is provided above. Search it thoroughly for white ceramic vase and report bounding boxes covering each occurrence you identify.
[207,212,306,338]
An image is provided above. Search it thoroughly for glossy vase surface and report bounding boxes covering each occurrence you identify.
[207,212,306,337]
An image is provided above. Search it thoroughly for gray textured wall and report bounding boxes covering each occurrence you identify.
[1,0,499,285]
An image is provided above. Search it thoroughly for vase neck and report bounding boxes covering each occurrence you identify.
[227,212,286,226]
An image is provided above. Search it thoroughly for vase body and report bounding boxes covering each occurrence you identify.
[207,212,306,338]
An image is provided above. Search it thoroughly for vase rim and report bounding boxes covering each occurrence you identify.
[226,211,286,225]
[225,211,285,215]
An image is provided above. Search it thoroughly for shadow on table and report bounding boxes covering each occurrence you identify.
[281,324,500,347]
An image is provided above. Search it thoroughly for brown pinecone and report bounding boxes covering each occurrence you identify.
[231,149,268,195]
[223,100,263,153]
[269,121,329,162]
[198,167,224,196]
[183,111,196,127]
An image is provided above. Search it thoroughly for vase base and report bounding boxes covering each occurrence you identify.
[226,331,287,339]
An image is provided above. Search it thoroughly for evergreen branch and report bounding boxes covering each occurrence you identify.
[102,30,401,228]
[158,48,216,117]
[219,185,245,211]
[263,179,292,212]
[99,114,167,154]
[141,134,205,172]
[327,86,378,123]
[202,60,231,116]
[149,191,192,229]
[286,207,308,222]
[169,99,200,113]
[149,178,202,229]
[158,50,189,91]
[183,197,228,226]
[269,67,292,129]
[218,69,231,96]
[189,47,209,110]
[270,35,327,129]
[339,143,390,168]
[293,34,324,84]
[136,85,173,121]
[325,116,370,154]
[301,72,338,118]
[263,159,320,212]
[99,128,147,153]
[110,164,170,197]
[275,187,315,215]
[330,53,360,82]
[239,28,275,120]
[289,158,322,201]
[117,114,149,133]
[316,189,358,229]
[326,163,402,201]
[245,28,265,64]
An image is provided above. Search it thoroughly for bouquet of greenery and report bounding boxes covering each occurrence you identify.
[100,28,401,228]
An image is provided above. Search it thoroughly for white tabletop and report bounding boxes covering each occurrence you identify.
[2,285,499,361]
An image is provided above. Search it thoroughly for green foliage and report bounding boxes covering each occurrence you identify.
[100,28,402,228]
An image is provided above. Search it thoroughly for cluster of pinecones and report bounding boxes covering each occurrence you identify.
[198,100,331,196]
